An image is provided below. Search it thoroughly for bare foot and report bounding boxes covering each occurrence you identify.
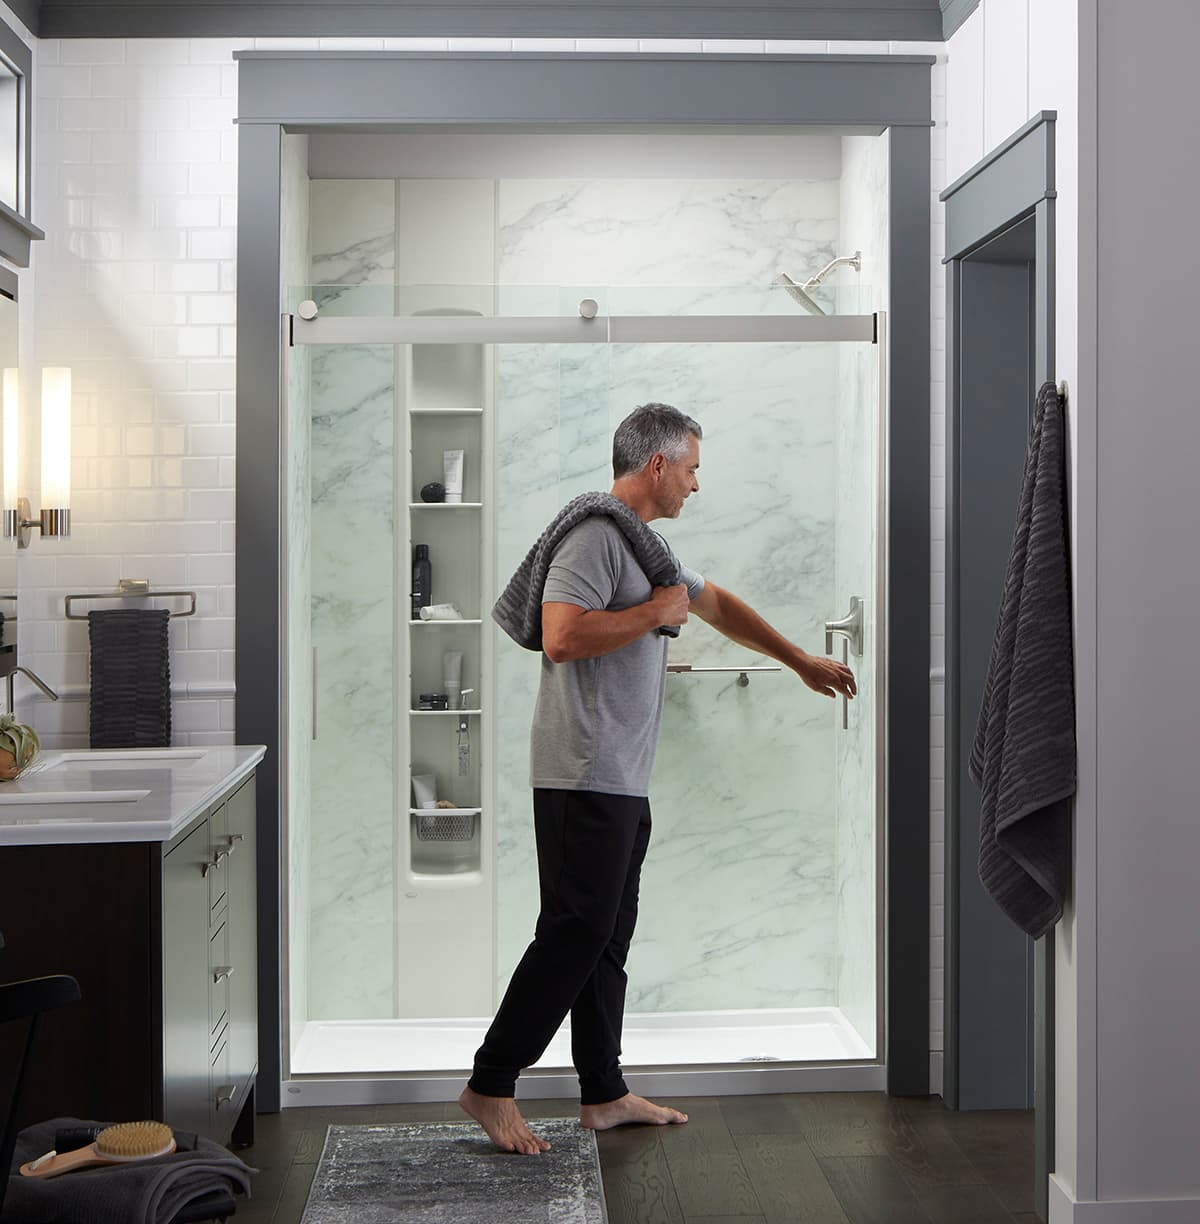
[458,1086,551,1155]
[580,1093,688,1131]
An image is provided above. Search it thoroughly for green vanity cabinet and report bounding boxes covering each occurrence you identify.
[0,770,259,1147]
[162,774,258,1144]
[161,817,213,1138]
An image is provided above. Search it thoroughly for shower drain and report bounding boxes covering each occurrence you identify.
[738,1054,781,1062]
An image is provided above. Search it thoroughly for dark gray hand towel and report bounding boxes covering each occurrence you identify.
[492,491,681,652]
[4,1117,253,1224]
[969,381,1077,938]
[88,609,172,749]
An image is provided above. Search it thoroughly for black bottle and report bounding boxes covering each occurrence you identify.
[412,544,432,620]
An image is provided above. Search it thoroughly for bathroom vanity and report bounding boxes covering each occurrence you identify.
[0,745,265,1146]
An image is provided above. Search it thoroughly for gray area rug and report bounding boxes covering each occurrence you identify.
[300,1119,607,1223]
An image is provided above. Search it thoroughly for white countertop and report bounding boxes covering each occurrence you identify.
[0,745,267,845]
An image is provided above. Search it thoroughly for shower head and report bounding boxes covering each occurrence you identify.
[774,272,826,317]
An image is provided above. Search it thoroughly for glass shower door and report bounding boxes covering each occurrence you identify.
[286,301,882,1082]
[492,332,881,1068]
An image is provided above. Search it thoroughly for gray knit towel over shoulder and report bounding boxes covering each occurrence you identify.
[493,491,680,651]
[969,381,1076,939]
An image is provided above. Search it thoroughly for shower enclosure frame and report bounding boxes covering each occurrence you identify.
[285,305,888,1102]
[235,49,934,1112]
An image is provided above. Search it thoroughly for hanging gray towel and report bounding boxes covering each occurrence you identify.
[969,381,1076,938]
[4,1117,252,1224]
[88,609,172,748]
[492,490,681,652]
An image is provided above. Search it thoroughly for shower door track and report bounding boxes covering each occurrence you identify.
[289,311,879,347]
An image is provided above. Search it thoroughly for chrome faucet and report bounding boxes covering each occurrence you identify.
[6,665,59,713]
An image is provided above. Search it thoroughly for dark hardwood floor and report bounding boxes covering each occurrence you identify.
[232,1092,1035,1224]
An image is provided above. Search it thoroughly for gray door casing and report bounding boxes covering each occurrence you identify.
[941,110,1056,1219]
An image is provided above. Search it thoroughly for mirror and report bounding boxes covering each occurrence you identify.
[0,281,16,684]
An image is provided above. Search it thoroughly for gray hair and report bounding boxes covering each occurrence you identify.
[612,402,703,479]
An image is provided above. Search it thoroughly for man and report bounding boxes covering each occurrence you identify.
[460,402,857,1154]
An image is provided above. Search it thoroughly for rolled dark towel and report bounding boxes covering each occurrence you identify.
[4,1117,253,1224]
[87,609,172,749]
[493,491,681,652]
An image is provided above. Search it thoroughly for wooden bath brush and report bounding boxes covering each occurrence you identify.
[20,1120,176,1178]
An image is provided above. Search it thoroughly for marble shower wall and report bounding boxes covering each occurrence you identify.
[494,179,844,1013]
[281,132,311,1056]
[306,180,398,1020]
[299,170,879,1026]
[834,134,890,1049]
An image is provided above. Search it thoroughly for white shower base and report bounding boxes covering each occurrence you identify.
[291,1007,874,1076]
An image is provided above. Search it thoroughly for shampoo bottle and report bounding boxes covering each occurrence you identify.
[411,544,432,620]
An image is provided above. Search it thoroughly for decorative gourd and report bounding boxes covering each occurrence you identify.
[0,712,40,780]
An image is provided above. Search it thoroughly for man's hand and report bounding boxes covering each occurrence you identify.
[649,583,690,626]
[798,653,857,700]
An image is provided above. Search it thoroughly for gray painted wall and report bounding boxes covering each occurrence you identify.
[1090,0,1200,1203]
[1,0,37,36]
[32,0,957,41]
[940,0,982,40]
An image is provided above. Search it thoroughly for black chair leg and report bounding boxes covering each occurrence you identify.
[0,1014,40,1218]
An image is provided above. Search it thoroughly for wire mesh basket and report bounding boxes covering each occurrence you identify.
[415,810,477,842]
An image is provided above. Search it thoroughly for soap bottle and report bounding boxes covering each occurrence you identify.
[411,544,432,620]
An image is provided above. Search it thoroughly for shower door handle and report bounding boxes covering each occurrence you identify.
[824,596,864,657]
[838,640,849,730]
[312,647,318,740]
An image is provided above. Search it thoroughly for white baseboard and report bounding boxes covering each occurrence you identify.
[1050,1175,1200,1222]
[928,1050,943,1096]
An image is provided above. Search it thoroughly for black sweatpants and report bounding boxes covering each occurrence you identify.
[468,787,652,1105]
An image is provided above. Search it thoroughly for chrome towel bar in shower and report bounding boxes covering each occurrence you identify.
[667,664,782,688]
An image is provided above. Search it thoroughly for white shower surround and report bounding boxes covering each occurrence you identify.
[300,155,885,1062]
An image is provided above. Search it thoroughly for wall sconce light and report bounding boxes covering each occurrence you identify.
[3,366,71,548]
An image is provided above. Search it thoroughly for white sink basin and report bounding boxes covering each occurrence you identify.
[0,789,151,805]
[46,749,208,772]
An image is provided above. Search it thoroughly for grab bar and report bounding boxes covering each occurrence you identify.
[667,664,782,688]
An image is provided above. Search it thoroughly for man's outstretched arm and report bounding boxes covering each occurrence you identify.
[689,581,856,699]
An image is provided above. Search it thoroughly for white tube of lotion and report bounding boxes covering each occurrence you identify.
[443,449,463,503]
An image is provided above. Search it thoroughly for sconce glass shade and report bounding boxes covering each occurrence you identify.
[40,367,71,532]
[2,367,16,516]
[2,367,18,541]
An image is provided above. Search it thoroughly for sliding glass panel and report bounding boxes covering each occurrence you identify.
[494,335,880,1067]
[288,315,880,1076]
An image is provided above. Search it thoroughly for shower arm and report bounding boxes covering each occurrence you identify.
[802,250,862,291]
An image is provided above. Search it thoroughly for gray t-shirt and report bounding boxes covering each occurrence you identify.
[530,517,705,797]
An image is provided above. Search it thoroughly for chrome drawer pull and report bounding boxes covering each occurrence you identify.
[212,965,235,984]
[202,849,230,877]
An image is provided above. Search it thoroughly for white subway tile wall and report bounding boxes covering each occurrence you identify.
[25,32,249,745]
[19,25,954,1068]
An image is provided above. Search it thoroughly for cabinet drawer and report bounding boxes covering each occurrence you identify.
[208,918,230,1042]
[206,801,230,917]
[210,1030,238,1126]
